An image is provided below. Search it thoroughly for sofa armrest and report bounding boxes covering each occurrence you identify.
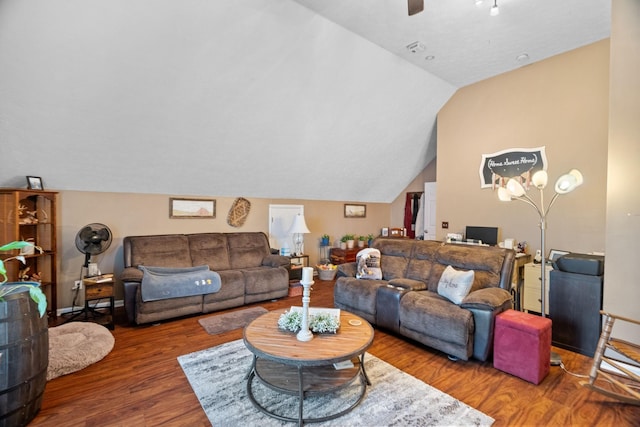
[121,267,143,283]
[123,281,140,324]
[460,287,513,311]
[337,262,357,278]
[460,287,513,361]
[262,254,290,268]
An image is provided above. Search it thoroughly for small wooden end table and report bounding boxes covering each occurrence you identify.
[243,308,374,426]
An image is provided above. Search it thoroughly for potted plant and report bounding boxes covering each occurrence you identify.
[358,235,367,248]
[1,240,48,427]
[320,234,330,246]
[341,234,355,249]
[367,234,376,247]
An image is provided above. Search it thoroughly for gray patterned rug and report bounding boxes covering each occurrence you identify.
[198,306,268,335]
[178,339,494,426]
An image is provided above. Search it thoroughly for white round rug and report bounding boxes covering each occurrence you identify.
[47,322,115,381]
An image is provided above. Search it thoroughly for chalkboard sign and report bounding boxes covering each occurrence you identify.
[479,147,547,188]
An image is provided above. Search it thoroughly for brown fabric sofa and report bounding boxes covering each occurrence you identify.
[120,232,289,324]
[334,238,515,361]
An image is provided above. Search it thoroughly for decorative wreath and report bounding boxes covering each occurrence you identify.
[227,197,251,227]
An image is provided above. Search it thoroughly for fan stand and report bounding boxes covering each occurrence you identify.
[63,255,108,324]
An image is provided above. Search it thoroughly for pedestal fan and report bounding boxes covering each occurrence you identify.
[65,223,112,323]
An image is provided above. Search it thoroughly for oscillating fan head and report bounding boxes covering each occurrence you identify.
[75,223,113,256]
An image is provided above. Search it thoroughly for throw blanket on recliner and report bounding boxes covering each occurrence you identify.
[139,265,222,302]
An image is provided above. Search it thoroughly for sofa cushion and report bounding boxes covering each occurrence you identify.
[405,240,440,282]
[437,265,474,304]
[188,233,231,271]
[129,235,192,268]
[334,277,387,319]
[434,244,505,292]
[399,291,474,349]
[227,233,270,269]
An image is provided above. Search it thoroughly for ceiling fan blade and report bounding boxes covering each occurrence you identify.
[408,0,424,16]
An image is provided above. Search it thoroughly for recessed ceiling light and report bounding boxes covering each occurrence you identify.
[425,55,435,61]
[516,53,530,62]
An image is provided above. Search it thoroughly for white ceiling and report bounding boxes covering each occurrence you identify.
[293,0,611,87]
[0,0,610,203]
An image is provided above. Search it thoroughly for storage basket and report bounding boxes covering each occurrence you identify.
[317,268,337,281]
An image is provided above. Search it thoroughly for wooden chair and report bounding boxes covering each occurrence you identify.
[581,311,640,405]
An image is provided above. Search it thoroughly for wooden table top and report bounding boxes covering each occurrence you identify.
[243,308,374,367]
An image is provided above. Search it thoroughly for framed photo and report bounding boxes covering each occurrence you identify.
[381,227,389,237]
[344,204,366,218]
[548,249,570,263]
[26,176,44,190]
[170,198,216,219]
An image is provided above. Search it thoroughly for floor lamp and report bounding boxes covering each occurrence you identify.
[498,168,583,365]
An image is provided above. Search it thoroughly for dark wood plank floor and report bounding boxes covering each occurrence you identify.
[34,280,640,427]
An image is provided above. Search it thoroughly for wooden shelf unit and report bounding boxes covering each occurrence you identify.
[0,189,58,317]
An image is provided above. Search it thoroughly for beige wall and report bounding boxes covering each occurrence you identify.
[56,191,390,309]
[604,0,640,339]
[437,40,609,257]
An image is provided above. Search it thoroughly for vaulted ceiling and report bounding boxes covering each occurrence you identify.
[0,1,610,202]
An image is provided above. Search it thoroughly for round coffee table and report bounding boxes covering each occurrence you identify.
[243,308,374,426]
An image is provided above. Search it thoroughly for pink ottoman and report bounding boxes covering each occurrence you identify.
[493,309,552,384]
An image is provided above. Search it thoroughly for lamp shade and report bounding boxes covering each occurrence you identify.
[289,214,310,234]
[554,169,583,194]
[506,178,526,197]
[498,187,513,202]
[531,170,548,189]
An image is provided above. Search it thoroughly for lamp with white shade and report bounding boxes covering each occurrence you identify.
[497,168,583,365]
[289,213,310,256]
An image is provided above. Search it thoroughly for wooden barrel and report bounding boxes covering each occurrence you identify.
[0,286,49,427]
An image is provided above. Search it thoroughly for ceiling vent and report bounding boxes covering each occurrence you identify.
[406,41,426,53]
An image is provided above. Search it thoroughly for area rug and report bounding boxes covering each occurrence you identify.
[47,322,115,381]
[178,339,494,426]
[198,306,268,335]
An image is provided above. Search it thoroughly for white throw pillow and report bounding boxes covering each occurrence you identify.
[437,265,474,304]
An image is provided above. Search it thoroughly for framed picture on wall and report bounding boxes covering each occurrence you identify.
[170,198,216,218]
[344,204,366,218]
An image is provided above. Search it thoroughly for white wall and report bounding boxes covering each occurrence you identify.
[604,0,640,340]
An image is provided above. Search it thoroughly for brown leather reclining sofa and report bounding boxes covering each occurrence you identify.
[121,232,290,324]
[334,238,515,361]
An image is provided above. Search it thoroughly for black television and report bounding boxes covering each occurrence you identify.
[465,226,499,246]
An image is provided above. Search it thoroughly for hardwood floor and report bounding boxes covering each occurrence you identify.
[34,280,640,427]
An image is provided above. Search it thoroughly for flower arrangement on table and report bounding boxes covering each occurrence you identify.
[278,307,341,334]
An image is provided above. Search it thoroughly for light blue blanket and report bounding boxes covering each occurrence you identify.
[139,265,221,302]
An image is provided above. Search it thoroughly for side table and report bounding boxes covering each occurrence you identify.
[83,274,115,330]
[289,254,310,281]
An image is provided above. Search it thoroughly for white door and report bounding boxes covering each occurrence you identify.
[424,182,437,240]
[269,204,304,254]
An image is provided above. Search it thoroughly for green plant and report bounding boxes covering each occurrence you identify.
[367,234,375,241]
[358,235,367,241]
[0,241,47,317]
[340,234,355,242]
[277,309,340,334]
[321,234,330,240]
